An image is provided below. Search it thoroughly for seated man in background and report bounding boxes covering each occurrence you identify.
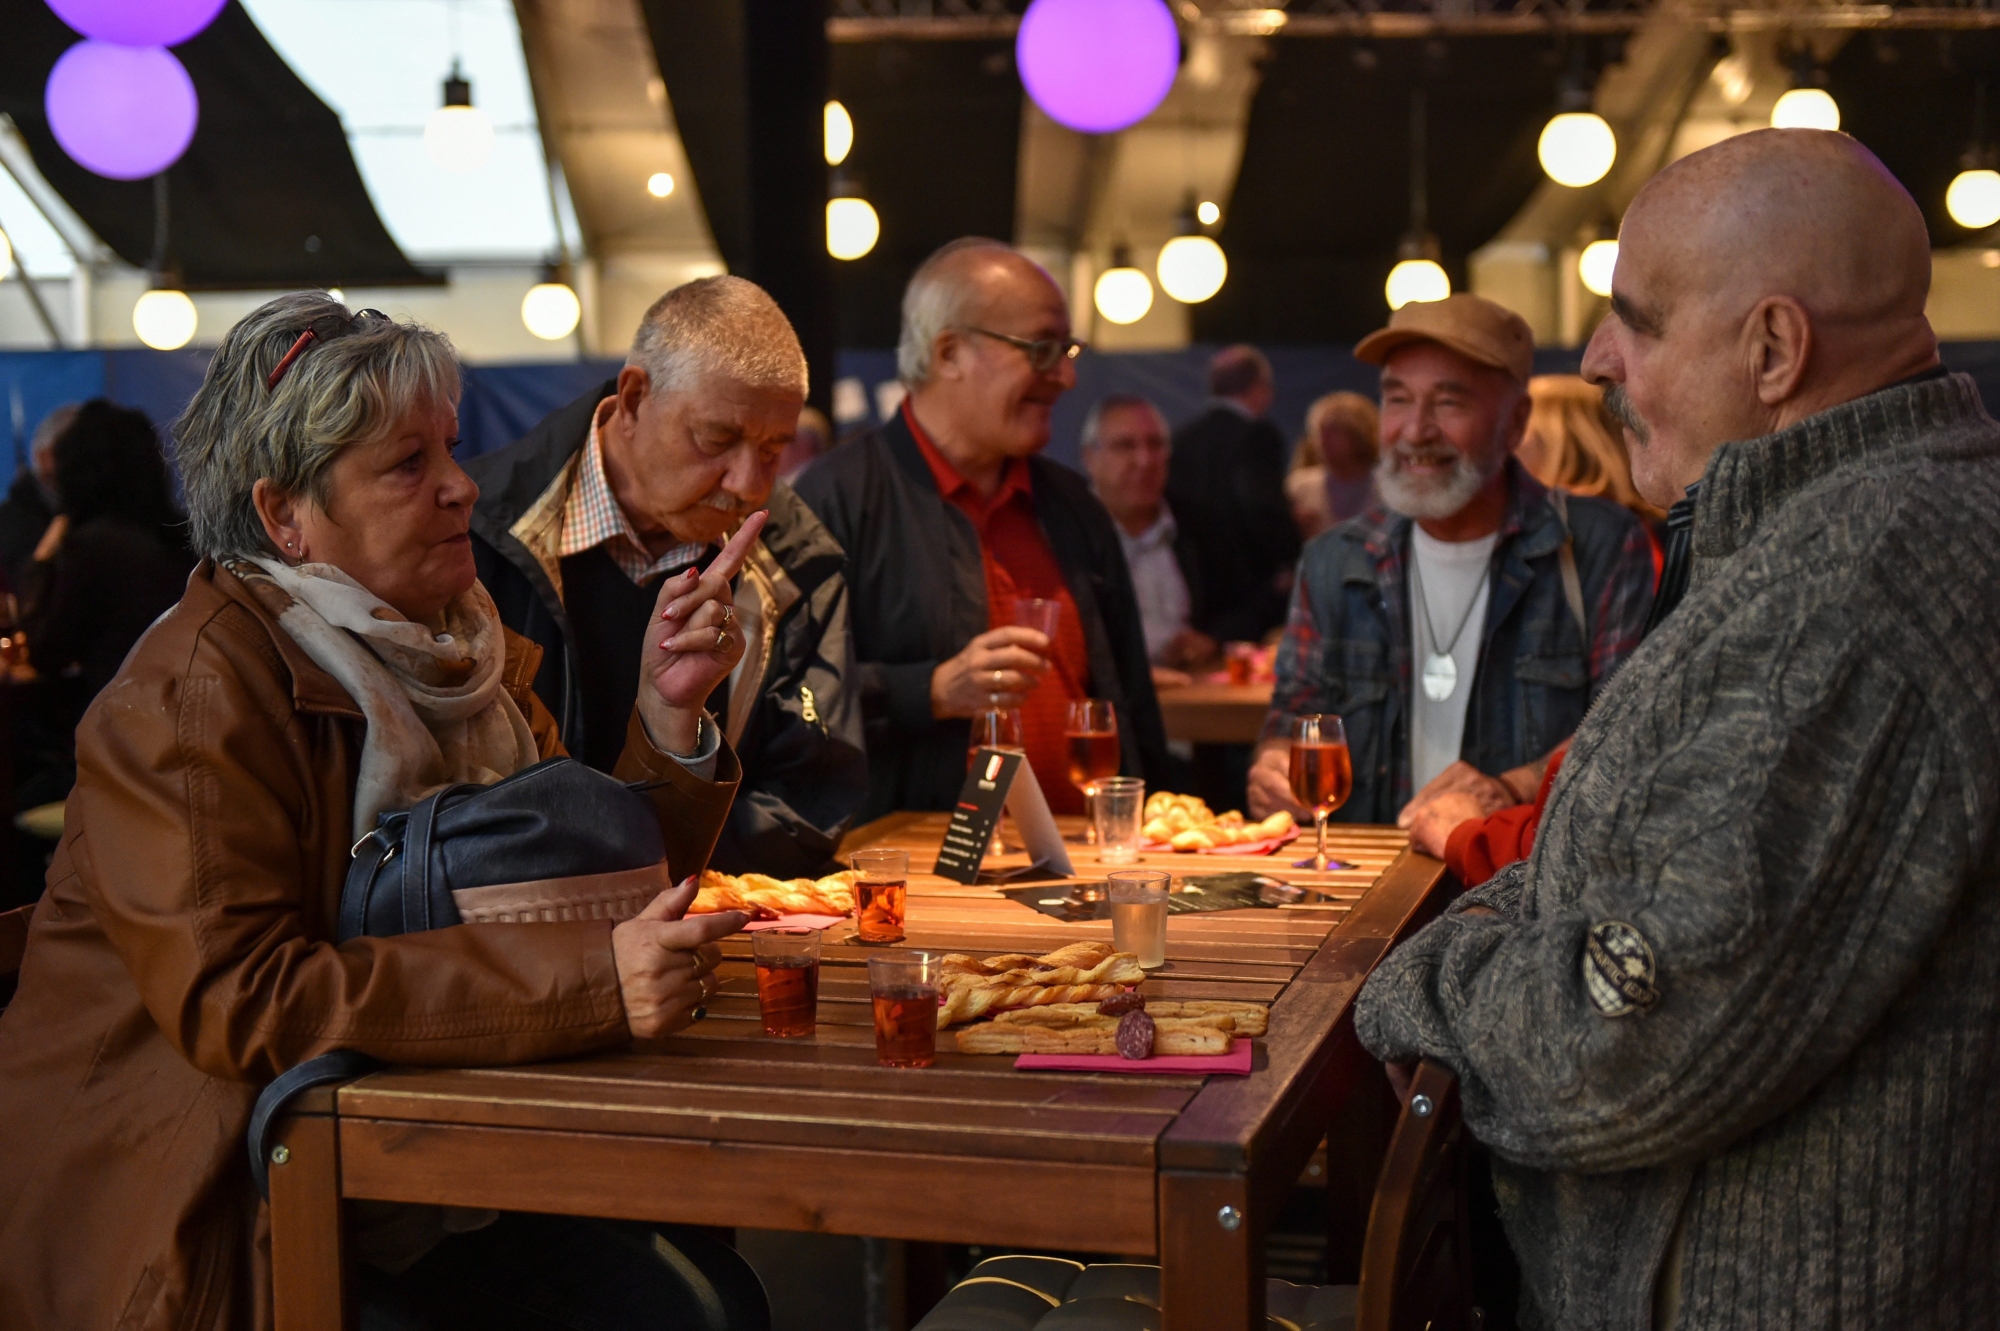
[1247,293,1654,826]
[469,276,865,878]
[1077,393,1214,683]
[0,402,74,596]
[796,238,1169,820]
[1357,127,2000,1326]
[1166,344,1298,643]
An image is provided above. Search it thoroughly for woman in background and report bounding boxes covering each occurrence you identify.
[1517,374,1665,576]
[1284,390,1379,540]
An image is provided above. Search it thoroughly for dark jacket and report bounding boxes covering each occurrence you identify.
[466,385,867,878]
[22,514,194,699]
[793,409,1172,821]
[0,469,54,597]
[1266,461,1655,823]
[1356,372,2000,1329]
[1166,402,1299,641]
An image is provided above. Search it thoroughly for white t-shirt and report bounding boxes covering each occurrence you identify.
[1407,526,1499,792]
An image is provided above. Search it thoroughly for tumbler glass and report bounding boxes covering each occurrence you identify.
[1108,869,1170,969]
[1094,776,1145,865]
[868,952,940,1068]
[852,848,909,943]
[751,927,821,1038]
[1064,698,1119,844]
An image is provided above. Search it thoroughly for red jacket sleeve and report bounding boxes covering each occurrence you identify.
[1442,746,1569,887]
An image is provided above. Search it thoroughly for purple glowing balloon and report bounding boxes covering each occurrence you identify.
[45,0,227,47]
[1016,0,1180,135]
[46,42,199,181]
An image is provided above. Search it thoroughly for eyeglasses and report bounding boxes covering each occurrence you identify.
[962,326,1086,375]
[265,307,390,390]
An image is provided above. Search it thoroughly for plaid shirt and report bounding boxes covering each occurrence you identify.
[1264,461,1655,821]
[558,419,707,584]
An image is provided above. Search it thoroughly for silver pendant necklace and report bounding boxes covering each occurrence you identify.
[1409,541,1490,702]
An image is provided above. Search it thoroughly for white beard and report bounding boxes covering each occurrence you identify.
[1374,443,1499,520]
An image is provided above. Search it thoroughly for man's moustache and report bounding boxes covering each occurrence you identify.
[1601,384,1651,443]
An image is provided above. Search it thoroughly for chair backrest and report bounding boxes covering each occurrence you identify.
[0,902,31,1009]
[1354,1060,1474,1331]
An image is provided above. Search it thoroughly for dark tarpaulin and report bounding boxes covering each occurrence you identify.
[1194,36,1562,346]
[0,0,430,290]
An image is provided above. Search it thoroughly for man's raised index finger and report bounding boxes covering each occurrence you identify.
[705,510,769,584]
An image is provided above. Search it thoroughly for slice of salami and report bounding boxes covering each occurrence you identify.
[1097,991,1146,1017]
[1116,1010,1156,1060]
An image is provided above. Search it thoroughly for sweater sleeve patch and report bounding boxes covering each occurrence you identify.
[1584,920,1660,1017]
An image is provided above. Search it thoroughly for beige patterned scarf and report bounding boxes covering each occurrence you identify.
[241,558,541,839]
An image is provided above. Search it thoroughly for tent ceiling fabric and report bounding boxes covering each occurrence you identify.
[1195,35,1562,345]
[0,1,427,289]
[829,38,1021,348]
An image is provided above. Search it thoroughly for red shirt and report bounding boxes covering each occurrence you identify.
[905,403,1092,813]
[1442,743,1569,887]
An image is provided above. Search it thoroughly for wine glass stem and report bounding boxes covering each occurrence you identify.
[1315,809,1330,871]
[1082,786,1098,843]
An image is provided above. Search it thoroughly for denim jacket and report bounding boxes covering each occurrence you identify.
[1264,461,1655,823]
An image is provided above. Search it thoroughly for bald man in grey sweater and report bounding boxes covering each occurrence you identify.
[1356,129,2000,1328]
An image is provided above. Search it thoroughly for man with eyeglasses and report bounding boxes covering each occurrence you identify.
[795,237,1171,820]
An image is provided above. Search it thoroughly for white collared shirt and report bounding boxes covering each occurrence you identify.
[1116,507,1193,663]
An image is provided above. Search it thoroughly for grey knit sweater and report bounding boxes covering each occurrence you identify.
[1356,373,2000,1329]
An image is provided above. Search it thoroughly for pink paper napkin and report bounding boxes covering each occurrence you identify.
[1014,1038,1252,1075]
[741,914,848,932]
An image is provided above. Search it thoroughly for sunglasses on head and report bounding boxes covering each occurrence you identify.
[265,307,390,390]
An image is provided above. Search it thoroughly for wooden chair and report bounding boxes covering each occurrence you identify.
[1350,1059,1475,1331]
[0,901,32,1010]
[914,1059,1475,1331]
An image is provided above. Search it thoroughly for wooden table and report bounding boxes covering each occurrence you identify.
[1157,681,1274,745]
[267,817,1446,1331]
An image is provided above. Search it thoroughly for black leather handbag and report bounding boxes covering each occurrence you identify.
[250,758,670,1198]
[338,757,668,941]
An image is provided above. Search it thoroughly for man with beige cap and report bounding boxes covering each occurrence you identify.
[1249,291,1654,827]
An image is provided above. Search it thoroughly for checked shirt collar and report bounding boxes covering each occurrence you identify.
[558,407,708,586]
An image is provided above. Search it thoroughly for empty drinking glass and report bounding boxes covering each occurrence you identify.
[1094,776,1145,865]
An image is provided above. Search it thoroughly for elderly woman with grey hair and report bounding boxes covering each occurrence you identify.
[0,293,770,1331]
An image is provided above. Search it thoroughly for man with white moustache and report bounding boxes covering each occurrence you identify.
[1248,292,1654,826]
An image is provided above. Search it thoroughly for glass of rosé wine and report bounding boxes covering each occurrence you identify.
[1063,698,1119,843]
[1287,714,1352,871]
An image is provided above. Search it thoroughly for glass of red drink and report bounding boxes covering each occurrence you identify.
[867,952,940,1068]
[1287,714,1353,871]
[752,927,821,1038]
[1064,698,1119,843]
[852,848,909,943]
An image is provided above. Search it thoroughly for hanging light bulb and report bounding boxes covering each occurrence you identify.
[133,288,196,350]
[825,100,854,166]
[1196,199,1221,226]
[1578,238,1618,298]
[1770,87,1839,131]
[1157,235,1227,304]
[521,282,581,340]
[1538,111,1616,188]
[826,193,879,261]
[1385,258,1449,310]
[1094,246,1154,325]
[1948,169,2000,230]
[646,172,675,198]
[424,62,494,174]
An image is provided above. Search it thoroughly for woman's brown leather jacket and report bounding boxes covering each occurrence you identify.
[0,562,739,1330]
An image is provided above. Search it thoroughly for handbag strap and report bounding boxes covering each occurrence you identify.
[246,1049,379,1200]
[400,788,443,933]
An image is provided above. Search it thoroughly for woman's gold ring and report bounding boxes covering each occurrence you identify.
[721,605,735,627]
[715,627,731,652]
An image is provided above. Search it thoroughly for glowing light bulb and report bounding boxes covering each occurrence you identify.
[825,100,853,166]
[1196,199,1221,226]
[826,196,880,260]
[425,104,493,173]
[1384,259,1449,311]
[325,287,344,306]
[1156,234,1227,303]
[1538,112,1617,188]
[1577,239,1618,298]
[1093,263,1154,325]
[1947,169,2000,230]
[133,289,196,350]
[521,283,580,340]
[647,172,675,198]
[1771,88,1839,131]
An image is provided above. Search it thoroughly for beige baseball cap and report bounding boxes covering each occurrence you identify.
[1353,292,1535,386]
